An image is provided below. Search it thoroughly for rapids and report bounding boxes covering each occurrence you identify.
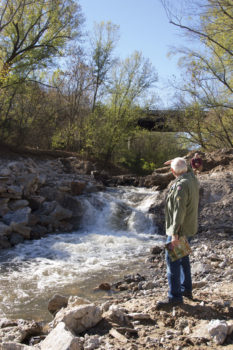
[0,187,164,321]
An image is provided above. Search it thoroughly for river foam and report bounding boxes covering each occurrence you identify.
[0,187,164,320]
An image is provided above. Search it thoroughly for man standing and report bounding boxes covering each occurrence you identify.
[156,157,199,309]
[191,153,203,174]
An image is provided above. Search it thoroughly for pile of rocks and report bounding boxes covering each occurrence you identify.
[0,227,232,349]
[0,157,103,249]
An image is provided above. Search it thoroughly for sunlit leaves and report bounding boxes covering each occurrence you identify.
[0,0,83,86]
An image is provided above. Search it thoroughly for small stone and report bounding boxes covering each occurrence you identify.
[98,283,111,291]
[48,294,68,316]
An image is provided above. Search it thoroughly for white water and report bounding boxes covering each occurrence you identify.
[0,187,164,320]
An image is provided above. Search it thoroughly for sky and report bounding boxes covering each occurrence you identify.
[78,0,187,107]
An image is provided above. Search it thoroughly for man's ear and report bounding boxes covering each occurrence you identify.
[171,168,176,177]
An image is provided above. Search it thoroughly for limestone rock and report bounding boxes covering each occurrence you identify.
[97,283,111,291]
[50,203,72,221]
[0,222,11,236]
[53,303,102,334]
[103,305,130,327]
[28,196,45,211]
[0,236,11,249]
[208,319,228,345]
[71,181,86,195]
[84,334,101,350]
[0,199,10,216]
[5,185,23,199]
[30,225,48,239]
[17,174,39,197]
[0,343,35,350]
[3,207,31,226]
[150,245,163,255]
[40,322,83,350]
[128,312,151,320]
[10,233,24,246]
[10,225,31,239]
[192,262,212,275]
[227,320,233,335]
[48,294,68,316]
[67,296,91,308]
[0,168,11,176]
[8,200,29,211]
[0,319,42,344]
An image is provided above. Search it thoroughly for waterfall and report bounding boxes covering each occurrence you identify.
[0,186,163,320]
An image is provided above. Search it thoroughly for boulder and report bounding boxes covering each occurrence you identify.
[30,225,48,239]
[103,305,131,327]
[0,199,10,216]
[40,322,83,350]
[50,204,72,221]
[48,294,68,316]
[27,196,45,211]
[38,186,57,201]
[5,185,23,199]
[8,200,29,211]
[0,236,11,249]
[192,262,212,275]
[0,184,7,196]
[0,168,11,176]
[0,343,35,350]
[17,174,39,197]
[150,245,163,255]
[0,222,11,236]
[84,334,101,350]
[10,233,24,246]
[53,303,102,334]
[67,296,91,308]
[0,319,42,344]
[7,161,24,173]
[71,181,86,196]
[57,194,83,228]
[3,207,31,226]
[208,319,228,345]
[97,283,111,291]
[10,225,31,239]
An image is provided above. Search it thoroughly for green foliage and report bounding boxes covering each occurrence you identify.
[0,10,187,176]
[0,0,83,87]
[164,0,233,149]
[90,21,119,111]
[83,51,158,164]
[114,130,188,175]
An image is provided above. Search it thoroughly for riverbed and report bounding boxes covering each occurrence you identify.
[0,187,164,321]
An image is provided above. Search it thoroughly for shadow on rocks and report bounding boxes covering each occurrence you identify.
[179,303,232,321]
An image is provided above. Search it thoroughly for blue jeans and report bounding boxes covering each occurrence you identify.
[165,236,192,301]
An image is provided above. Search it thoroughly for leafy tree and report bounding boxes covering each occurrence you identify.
[90,21,119,111]
[51,46,93,151]
[0,0,83,87]
[162,0,233,149]
[116,130,188,175]
[85,51,158,163]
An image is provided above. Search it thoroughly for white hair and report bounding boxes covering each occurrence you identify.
[171,157,187,175]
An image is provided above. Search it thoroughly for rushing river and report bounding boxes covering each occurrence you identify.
[0,187,164,321]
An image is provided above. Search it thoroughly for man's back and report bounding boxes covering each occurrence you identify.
[166,171,199,237]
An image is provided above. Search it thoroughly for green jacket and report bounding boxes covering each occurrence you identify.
[165,169,199,237]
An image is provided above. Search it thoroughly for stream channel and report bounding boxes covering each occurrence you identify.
[0,186,164,321]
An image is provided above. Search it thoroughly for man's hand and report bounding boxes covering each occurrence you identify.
[171,234,179,248]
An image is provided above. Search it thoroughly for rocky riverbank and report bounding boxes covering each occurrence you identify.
[0,147,232,349]
[0,154,104,249]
